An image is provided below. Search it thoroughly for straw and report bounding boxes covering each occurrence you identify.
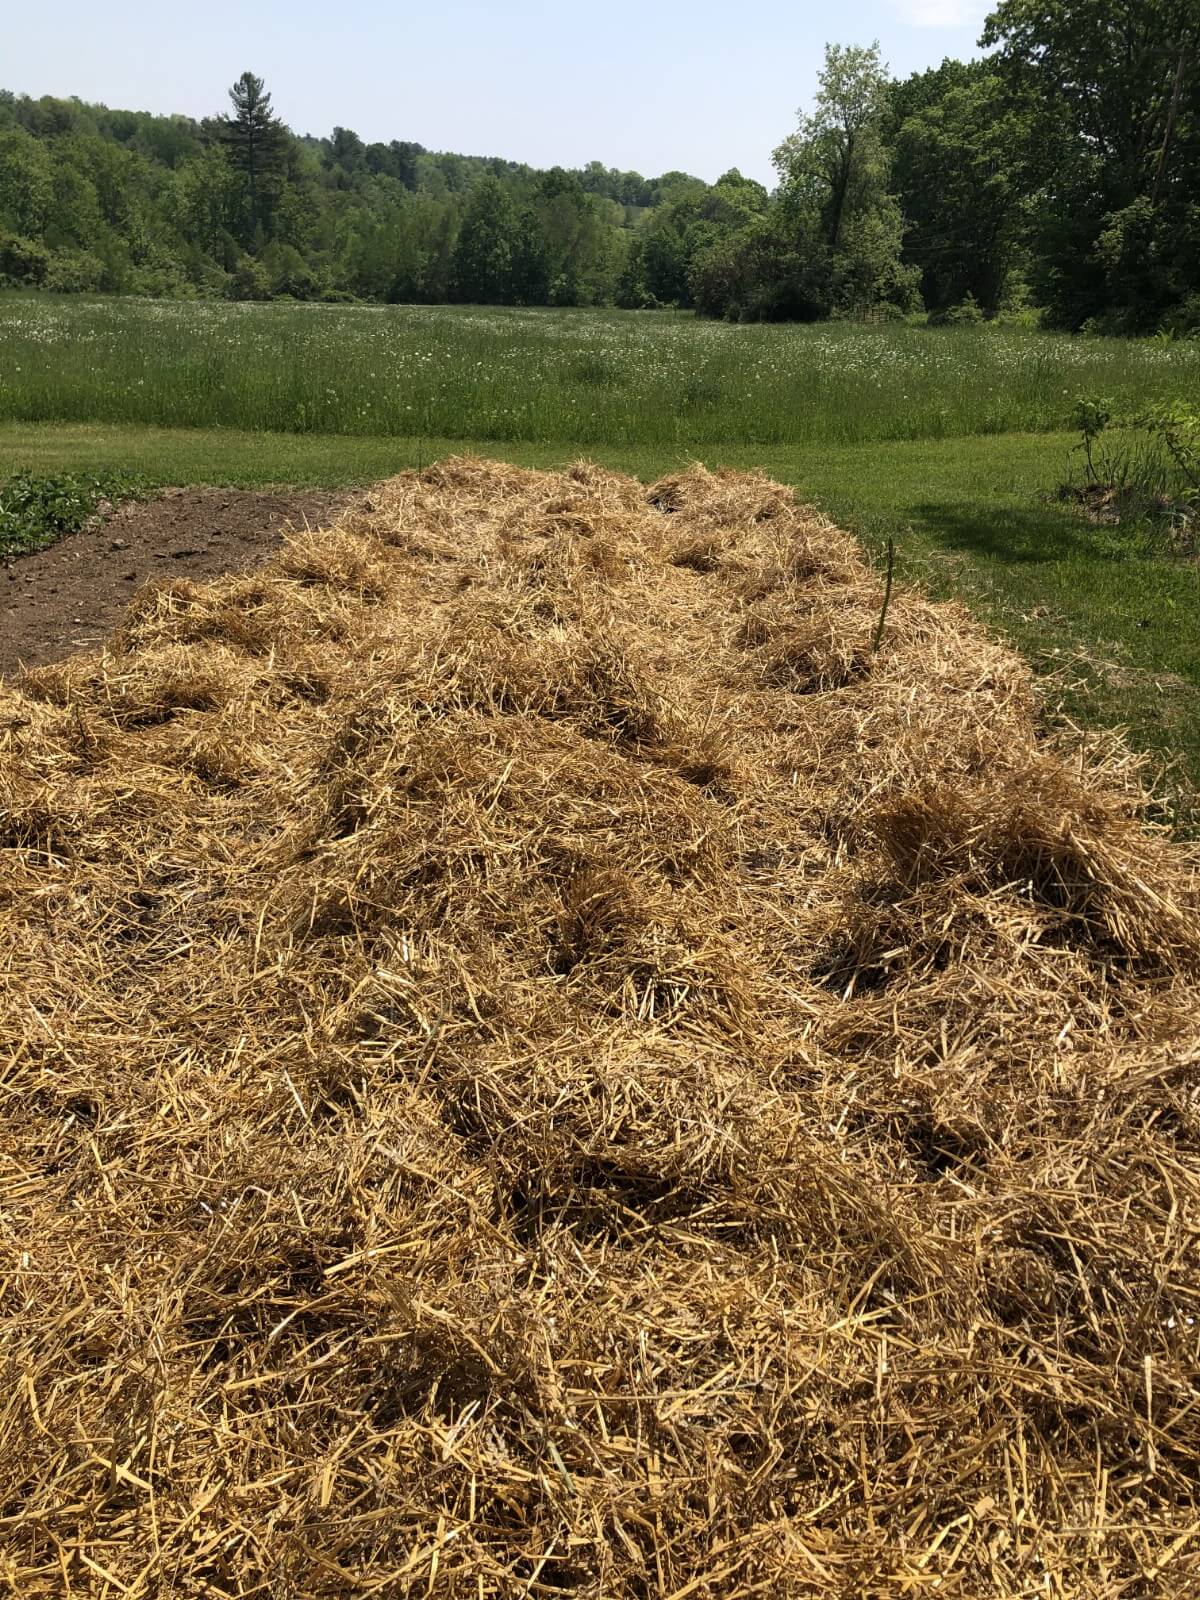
[1,456,1198,1596]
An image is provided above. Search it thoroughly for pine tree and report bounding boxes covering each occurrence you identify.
[219,72,289,243]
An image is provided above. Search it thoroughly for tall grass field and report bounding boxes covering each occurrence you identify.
[3,294,1198,447]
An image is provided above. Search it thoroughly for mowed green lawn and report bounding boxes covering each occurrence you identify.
[1,299,1196,816]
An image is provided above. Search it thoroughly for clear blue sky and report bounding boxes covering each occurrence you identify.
[6,0,992,184]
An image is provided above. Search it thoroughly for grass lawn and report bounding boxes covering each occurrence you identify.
[3,418,1197,818]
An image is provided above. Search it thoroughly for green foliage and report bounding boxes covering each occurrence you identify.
[43,249,107,294]
[0,127,54,236]
[1141,401,1200,497]
[0,232,51,286]
[1164,294,1200,337]
[982,0,1200,332]
[773,42,896,254]
[889,64,1034,317]
[1065,392,1200,540]
[0,75,724,313]
[0,468,148,556]
[932,293,985,327]
[1071,395,1115,484]
[452,175,517,303]
[689,44,919,324]
[229,253,271,301]
[259,240,327,300]
[613,237,657,310]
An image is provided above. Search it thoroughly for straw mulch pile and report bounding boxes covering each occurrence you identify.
[2,457,1198,1598]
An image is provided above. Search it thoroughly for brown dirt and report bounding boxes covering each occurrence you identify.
[0,486,350,677]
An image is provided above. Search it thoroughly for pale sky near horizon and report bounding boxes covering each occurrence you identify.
[4,1,992,184]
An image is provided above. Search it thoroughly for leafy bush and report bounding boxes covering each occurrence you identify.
[867,301,909,323]
[1062,394,1200,550]
[0,470,149,557]
[44,250,108,294]
[1071,395,1116,485]
[931,293,985,327]
[1142,401,1200,497]
[228,255,272,302]
[1160,295,1200,339]
[0,232,51,287]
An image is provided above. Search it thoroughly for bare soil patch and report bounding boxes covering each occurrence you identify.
[1,486,349,676]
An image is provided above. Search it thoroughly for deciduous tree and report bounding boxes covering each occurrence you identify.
[888,61,1034,315]
[451,175,518,303]
[982,0,1200,329]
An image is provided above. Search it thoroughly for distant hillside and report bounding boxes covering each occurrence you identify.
[0,80,708,307]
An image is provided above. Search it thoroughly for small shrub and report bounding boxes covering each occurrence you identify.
[227,255,272,302]
[1071,395,1116,485]
[0,232,50,287]
[1166,294,1200,338]
[931,293,985,327]
[44,250,108,295]
[1061,394,1200,550]
[1140,401,1200,497]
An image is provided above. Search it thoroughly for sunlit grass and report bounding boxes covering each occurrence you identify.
[2,296,1197,447]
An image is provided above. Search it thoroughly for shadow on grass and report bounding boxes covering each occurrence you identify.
[912,501,1114,565]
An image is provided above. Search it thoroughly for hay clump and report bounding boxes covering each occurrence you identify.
[2,456,1199,1597]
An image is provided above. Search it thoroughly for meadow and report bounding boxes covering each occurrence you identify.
[3,293,1200,446]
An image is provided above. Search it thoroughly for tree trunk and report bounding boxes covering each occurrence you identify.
[829,135,854,252]
[1151,38,1188,206]
[248,129,258,235]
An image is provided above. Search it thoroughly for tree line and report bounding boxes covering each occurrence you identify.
[1,0,1197,333]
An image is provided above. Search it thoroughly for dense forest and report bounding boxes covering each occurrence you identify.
[1,0,1198,332]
